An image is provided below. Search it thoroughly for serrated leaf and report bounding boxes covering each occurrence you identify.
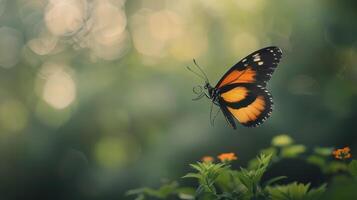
[288,182,309,198]
[190,163,203,172]
[266,182,325,200]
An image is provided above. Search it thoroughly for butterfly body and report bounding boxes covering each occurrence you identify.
[190,46,282,129]
[204,83,220,105]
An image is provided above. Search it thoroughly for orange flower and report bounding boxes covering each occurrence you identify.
[332,146,352,160]
[201,156,214,163]
[217,153,237,162]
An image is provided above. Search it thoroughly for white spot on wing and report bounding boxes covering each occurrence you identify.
[253,57,261,62]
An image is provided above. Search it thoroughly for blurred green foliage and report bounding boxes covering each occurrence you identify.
[0,0,357,199]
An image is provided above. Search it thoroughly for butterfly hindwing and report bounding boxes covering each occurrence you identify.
[215,46,282,88]
[218,83,273,128]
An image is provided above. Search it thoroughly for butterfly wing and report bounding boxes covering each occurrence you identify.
[215,46,282,89]
[214,46,282,128]
[218,83,273,128]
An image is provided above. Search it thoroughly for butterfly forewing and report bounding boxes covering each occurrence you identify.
[214,46,282,128]
[215,46,282,88]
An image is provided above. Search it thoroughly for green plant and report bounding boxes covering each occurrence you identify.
[127,134,356,200]
[183,162,228,199]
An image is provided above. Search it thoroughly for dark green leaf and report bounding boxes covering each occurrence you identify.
[348,160,357,177]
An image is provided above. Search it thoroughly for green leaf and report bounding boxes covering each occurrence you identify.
[281,145,306,158]
[247,158,259,170]
[182,173,201,179]
[266,182,325,200]
[234,153,272,199]
[156,182,179,197]
[195,184,204,197]
[348,160,357,177]
[308,184,326,200]
[272,134,293,147]
[190,163,203,172]
[263,176,287,187]
[314,147,333,157]
[261,147,278,158]
[176,187,195,200]
[185,162,228,196]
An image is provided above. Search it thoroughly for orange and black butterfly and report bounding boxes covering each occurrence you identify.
[188,46,282,129]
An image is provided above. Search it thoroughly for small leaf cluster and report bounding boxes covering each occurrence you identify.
[183,162,228,198]
[182,154,275,199]
[266,182,326,200]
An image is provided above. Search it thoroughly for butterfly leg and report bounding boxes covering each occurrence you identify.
[210,106,221,126]
[192,93,204,101]
[219,103,237,129]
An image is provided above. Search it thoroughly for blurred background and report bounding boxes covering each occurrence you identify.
[0,0,356,199]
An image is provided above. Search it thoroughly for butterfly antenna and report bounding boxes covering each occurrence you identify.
[209,101,214,126]
[193,59,209,83]
[186,66,206,81]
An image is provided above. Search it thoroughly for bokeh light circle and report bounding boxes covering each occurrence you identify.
[45,0,88,36]
[38,62,77,110]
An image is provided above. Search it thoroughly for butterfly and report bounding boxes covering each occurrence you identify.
[188,46,282,129]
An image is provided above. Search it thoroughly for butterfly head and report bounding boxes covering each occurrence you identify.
[204,82,214,99]
[188,59,214,100]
